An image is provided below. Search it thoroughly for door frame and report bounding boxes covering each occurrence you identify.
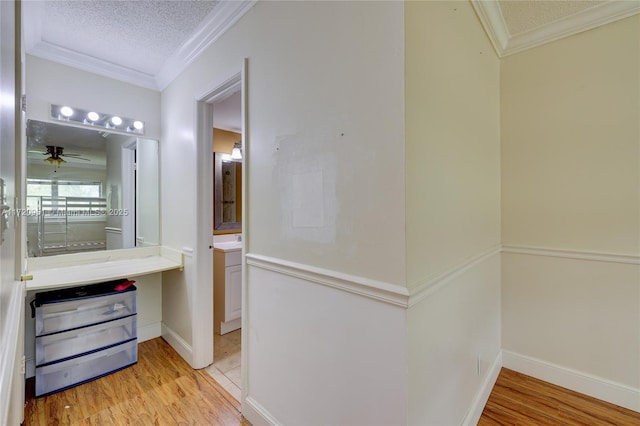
[192,61,246,372]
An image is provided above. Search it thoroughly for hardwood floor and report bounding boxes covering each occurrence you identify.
[24,343,640,425]
[24,338,250,425]
[480,368,640,425]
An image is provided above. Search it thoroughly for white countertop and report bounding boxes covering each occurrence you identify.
[213,241,242,252]
[25,246,184,291]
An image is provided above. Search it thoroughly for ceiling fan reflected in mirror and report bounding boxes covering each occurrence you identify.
[41,145,91,166]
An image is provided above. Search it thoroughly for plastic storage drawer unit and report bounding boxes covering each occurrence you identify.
[33,279,138,397]
[36,314,137,365]
[35,339,138,397]
[34,280,137,336]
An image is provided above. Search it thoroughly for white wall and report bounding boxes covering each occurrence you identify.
[404,2,502,424]
[501,15,640,410]
[160,1,407,423]
[246,266,408,425]
[26,55,161,140]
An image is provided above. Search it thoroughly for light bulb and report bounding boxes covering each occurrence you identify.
[133,121,144,130]
[87,111,99,121]
[60,106,73,117]
[231,143,242,160]
[111,116,122,126]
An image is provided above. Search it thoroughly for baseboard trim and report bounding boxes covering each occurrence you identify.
[503,350,640,412]
[220,318,241,335]
[161,323,193,367]
[502,245,640,265]
[245,253,409,307]
[243,396,281,426]
[138,322,162,343]
[462,351,503,426]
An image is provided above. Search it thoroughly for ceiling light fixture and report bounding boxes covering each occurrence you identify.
[44,156,66,166]
[50,104,145,135]
[231,142,242,160]
[60,106,74,117]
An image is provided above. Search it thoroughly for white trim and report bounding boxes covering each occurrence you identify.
[503,350,640,412]
[137,322,162,343]
[28,41,158,90]
[0,282,25,426]
[245,254,410,308]
[243,396,281,426]
[104,227,122,234]
[161,322,193,367]
[472,0,640,58]
[220,318,241,335]
[504,1,640,57]
[239,57,250,407]
[502,245,640,265]
[409,245,501,307]
[195,72,241,104]
[470,0,509,56]
[155,1,257,90]
[462,351,503,426]
[181,247,194,257]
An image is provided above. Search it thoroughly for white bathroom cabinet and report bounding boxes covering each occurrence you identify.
[213,248,242,334]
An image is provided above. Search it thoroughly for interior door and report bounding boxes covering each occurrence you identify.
[0,0,24,424]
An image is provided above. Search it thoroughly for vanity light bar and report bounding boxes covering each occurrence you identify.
[50,104,145,135]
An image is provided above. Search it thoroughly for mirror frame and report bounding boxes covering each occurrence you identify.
[213,152,241,231]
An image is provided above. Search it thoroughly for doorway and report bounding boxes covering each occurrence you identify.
[207,88,243,401]
[193,63,247,403]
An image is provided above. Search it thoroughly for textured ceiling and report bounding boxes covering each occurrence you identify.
[40,1,218,76]
[473,0,640,56]
[26,120,132,167]
[499,0,606,35]
[24,0,256,90]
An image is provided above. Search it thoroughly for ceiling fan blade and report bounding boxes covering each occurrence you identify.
[61,154,91,161]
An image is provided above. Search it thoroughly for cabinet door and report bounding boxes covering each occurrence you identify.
[225,265,242,322]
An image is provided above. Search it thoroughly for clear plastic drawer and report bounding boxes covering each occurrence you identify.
[36,315,137,365]
[36,290,136,336]
[35,339,137,397]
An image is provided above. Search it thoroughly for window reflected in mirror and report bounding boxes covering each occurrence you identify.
[26,120,159,257]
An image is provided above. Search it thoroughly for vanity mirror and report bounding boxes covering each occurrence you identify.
[26,119,159,257]
[214,152,242,232]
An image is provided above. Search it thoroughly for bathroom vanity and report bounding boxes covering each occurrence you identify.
[213,239,242,335]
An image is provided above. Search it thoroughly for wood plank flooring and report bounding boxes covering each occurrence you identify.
[24,342,640,425]
[24,338,250,425]
[480,368,640,425]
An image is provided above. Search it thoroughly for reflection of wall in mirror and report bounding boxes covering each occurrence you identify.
[105,135,132,250]
[213,128,240,154]
[213,128,242,235]
[137,138,160,246]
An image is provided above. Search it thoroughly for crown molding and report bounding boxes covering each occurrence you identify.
[472,0,640,57]
[23,0,257,91]
[470,0,509,57]
[28,42,159,90]
[155,0,257,91]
